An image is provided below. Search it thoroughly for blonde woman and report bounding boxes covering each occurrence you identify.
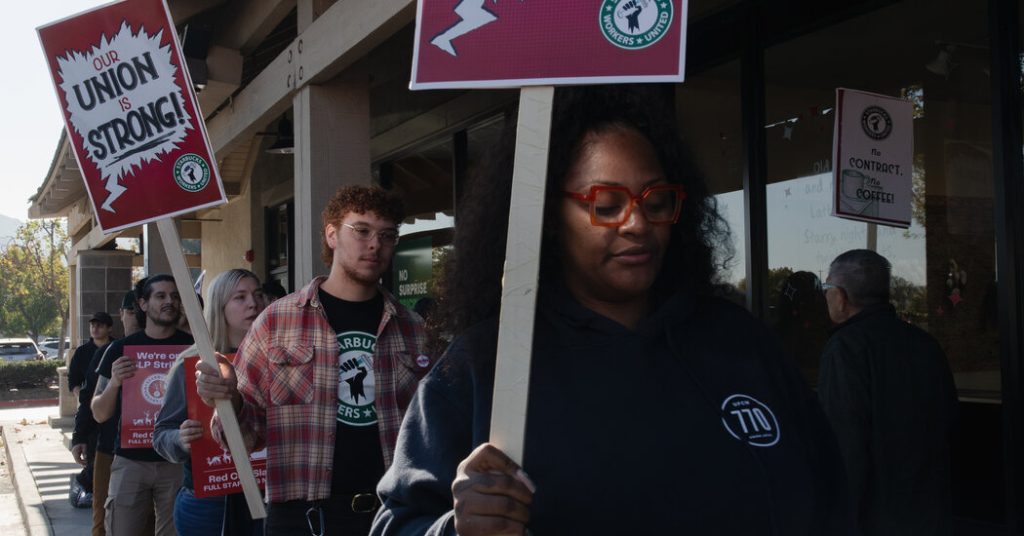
[154,269,265,535]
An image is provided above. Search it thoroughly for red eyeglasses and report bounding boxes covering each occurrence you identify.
[563,184,685,227]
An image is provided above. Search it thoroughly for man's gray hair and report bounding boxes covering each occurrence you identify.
[828,249,891,308]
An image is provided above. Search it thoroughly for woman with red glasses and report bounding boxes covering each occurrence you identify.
[372,86,850,535]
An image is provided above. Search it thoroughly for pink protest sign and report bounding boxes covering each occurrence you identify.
[183,356,267,498]
[120,345,188,449]
[411,0,688,89]
[38,0,227,233]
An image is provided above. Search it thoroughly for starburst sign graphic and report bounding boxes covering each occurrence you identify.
[57,22,191,213]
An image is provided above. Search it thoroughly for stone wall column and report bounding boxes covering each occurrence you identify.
[293,64,371,283]
[68,250,133,418]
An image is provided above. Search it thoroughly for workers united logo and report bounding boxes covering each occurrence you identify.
[336,331,377,427]
[720,394,780,447]
[173,153,210,192]
[600,0,674,50]
[861,105,893,140]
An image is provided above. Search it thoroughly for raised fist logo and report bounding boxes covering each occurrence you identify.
[341,357,369,404]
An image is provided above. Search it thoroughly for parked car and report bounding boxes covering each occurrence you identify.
[39,339,70,360]
[0,338,46,362]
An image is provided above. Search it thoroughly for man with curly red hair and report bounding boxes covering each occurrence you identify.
[198,185,433,535]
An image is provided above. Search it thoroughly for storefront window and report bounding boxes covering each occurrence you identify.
[763,1,998,399]
[676,60,745,299]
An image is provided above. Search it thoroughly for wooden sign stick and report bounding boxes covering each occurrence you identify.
[156,218,267,519]
[488,86,555,464]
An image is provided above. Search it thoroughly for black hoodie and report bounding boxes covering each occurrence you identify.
[373,290,850,535]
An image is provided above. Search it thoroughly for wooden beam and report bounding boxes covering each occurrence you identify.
[224,182,243,197]
[207,42,296,157]
[205,0,412,158]
[197,45,243,119]
[297,0,337,31]
[370,89,516,160]
[168,0,228,23]
[70,223,119,258]
[67,199,92,239]
[216,0,296,53]
[297,0,414,86]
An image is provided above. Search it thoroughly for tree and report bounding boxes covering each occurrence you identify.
[890,275,927,326]
[0,220,69,355]
[735,266,797,303]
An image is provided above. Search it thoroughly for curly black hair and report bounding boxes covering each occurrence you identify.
[429,85,732,347]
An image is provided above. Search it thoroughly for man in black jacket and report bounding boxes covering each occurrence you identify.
[67,311,113,507]
[820,249,957,535]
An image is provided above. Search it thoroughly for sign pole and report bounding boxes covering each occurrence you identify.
[156,218,267,519]
[487,86,554,463]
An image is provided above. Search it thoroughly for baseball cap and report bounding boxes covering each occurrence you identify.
[89,312,114,326]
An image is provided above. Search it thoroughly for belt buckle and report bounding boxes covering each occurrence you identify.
[350,493,379,513]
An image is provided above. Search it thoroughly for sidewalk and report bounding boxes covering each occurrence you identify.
[0,405,90,536]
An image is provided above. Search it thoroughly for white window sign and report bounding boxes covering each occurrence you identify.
[832,88,914,228]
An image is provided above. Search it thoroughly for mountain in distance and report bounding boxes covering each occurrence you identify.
[0,213,23,243]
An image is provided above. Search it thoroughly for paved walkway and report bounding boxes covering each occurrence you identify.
[0,405,90,536]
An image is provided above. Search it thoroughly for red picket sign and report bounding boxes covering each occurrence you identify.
[412,0,688,89]
[38,0,227,233]
[119,345,189,449]
[184,356,267,498]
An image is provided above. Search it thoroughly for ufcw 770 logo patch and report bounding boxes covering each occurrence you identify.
[720,394,781,447]
[600,0,673,50]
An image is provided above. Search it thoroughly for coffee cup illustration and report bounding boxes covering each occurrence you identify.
[839,169,879,217]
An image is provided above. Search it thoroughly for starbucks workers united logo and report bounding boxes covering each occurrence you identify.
[173,153,210,192]
[600,0,674,50]
[336,331,378,427]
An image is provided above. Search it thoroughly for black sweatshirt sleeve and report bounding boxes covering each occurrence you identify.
[372,341,480,536]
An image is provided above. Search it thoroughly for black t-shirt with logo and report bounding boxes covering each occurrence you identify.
[97,329,194,461]
[318,288,386,495]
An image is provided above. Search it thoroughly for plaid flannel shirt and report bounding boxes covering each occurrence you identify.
[213,276,431,503]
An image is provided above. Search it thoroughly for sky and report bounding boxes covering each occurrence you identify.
[0,1,110,222]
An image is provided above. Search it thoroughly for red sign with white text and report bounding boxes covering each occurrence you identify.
[120,345,188,449]
[38,0,227,233]
[412,0,688,89]
[184,356,267,498]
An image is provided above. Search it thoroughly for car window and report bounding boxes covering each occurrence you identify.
[0,343,35,355]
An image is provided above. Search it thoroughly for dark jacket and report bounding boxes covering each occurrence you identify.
[818,304,957,535]
[373,290,850,535]
[72,343,114,447]
[68,339,99,393]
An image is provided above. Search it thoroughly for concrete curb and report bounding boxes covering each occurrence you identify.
[1,425,53,536]
[0,398,59,410]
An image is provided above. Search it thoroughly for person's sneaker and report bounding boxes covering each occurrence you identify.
[68,474,82,507]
